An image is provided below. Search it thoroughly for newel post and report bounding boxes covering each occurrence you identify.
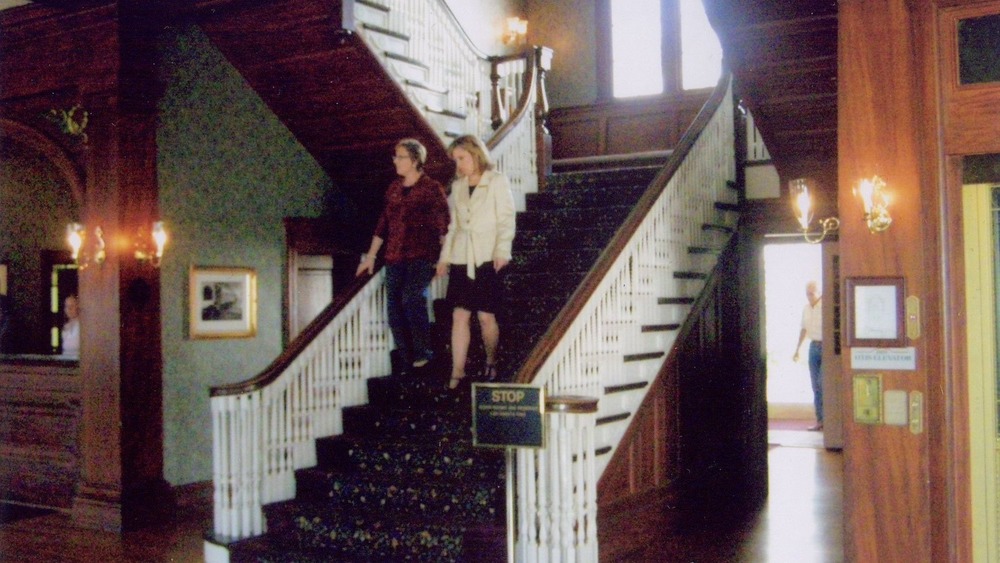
[490,60,505,130]
[534,46,553,191]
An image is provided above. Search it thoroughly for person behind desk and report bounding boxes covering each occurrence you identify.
[61,295,80,358]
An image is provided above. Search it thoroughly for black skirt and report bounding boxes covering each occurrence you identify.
[447,263,504,314]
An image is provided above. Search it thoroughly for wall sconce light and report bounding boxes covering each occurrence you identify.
[66,222,106,268]
[790,178,840,244]
[504,16,528,45]
[67,221,169,268]
[134,221,169,267]
[855,175,892,233]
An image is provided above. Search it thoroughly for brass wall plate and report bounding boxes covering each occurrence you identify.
[909,391,924,435]
[853,373,883,424]
[905,295,921,340]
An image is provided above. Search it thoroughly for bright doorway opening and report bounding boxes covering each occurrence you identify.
[763,242,822,422]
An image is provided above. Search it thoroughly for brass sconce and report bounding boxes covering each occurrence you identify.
[504,16,528,45]
[790,178,839,244]
[67,221,169,268]
[66,222,105,269]
[134,221,169,267]
[46,105,89,143]
[855,175,892,233]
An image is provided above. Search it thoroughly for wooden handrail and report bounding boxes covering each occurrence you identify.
[209,267,375,397]
[513,73,733,384]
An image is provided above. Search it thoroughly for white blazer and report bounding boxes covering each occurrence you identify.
[439,169,516,279]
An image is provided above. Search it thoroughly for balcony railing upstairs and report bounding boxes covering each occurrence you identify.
[352,0,552,206]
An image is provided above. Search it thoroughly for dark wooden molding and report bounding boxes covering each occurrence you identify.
[548,90,710,160]
[0,361,80,509]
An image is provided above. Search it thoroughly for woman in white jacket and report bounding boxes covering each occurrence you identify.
[436,135,516,389]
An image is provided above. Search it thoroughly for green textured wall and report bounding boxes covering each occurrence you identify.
[0,141,77,353]
[157,25,336,485]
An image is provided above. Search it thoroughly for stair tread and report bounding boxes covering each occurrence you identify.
[294,468,503,523]
[247,499,504,562]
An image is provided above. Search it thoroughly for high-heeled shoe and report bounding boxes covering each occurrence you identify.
[483,363,498,382]
[448,374,466,390]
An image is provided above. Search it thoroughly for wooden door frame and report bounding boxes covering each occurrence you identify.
[936,3,1000,560]
[283,217,356,345]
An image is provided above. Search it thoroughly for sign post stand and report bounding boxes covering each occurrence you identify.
[472,383,546,563]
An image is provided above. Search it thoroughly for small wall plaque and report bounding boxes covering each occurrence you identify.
[853,374,883,425]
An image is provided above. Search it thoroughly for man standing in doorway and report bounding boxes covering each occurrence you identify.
[793,281,823,431]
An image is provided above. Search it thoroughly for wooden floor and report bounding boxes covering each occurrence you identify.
[0,437,842,562]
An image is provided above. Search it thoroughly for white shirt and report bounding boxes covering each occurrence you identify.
[801,298,822,342]
[62,318,80,357]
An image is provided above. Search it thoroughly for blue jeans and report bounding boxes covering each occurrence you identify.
[385,260,435,364]
[808,340,823,422]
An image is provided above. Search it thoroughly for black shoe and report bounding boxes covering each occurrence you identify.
[482,363,498,382]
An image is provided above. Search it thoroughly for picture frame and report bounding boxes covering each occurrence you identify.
[189,266,257,339]
[845,276,905,347]
[0,263,6,296]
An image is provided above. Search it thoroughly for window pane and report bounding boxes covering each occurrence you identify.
[680,0,723,90]
[611,0,663,98]
[959,14,1000,85]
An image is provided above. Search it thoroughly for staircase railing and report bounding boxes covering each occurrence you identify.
[209,272,390,539]
[208,2,551,541]
[511,75,736,561]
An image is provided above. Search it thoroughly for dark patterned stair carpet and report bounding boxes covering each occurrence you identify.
[227,166,659,562]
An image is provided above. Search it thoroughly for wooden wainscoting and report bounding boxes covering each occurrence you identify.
[0,359,80,509]
[596,241,767,561]
[548,91,712,159]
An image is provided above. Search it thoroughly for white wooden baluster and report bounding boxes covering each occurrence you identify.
[515,396,599,562]
[211,272,393,540]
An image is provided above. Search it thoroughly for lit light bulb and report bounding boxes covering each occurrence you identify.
[67,223,84,262]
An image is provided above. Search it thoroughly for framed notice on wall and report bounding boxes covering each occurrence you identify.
[845,276,906,348]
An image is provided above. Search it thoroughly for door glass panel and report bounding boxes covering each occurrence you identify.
[958,14,1000,85]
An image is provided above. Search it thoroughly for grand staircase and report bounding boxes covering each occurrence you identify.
[197,0,747,557]
[218,165,664,561]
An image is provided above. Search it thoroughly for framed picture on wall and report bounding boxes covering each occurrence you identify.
[845,276,906,347]
[0,263,6,295]
[189,266,257,339]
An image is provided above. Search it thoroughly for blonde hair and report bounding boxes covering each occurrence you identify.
[396,138,428,171]
[447,134,494,173]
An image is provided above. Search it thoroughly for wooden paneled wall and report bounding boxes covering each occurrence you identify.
[0,361,80,509]
[837,1,955,560]
[548,91,711,159]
